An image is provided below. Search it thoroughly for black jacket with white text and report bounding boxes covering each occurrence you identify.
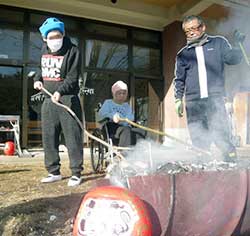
[34,37,80,97]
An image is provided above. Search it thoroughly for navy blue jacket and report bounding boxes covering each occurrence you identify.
[174,35,242,101]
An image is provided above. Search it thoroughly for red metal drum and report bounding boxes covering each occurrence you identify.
[3,141,15,155]
[233,169,250,235]
[73,186,152,236]
[128,174,174,236]
[168,170,247,236]
[92,169,249,236]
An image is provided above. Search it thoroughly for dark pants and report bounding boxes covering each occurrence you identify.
[41,95,83,177]
[186,97,236,157]
[105,122,146,147]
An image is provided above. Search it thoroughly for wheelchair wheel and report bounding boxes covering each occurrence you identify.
[90,128,105,173]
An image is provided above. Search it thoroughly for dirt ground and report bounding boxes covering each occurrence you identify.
[1,147,250,236]
[0,152,104,236]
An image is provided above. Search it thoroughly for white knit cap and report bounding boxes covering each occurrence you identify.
[111,80,128,94]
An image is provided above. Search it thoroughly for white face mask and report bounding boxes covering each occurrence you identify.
[47,38,63,52]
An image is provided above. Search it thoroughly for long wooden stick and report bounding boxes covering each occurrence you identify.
[41,88,128,160]
[118,117,212,156]
[42,87,211,157]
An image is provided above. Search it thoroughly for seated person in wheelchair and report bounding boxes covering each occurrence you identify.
[98,80,146,147]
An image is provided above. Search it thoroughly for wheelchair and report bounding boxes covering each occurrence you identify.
[90,104,147,173]
[90,119,120,173]
[89,103,117,173]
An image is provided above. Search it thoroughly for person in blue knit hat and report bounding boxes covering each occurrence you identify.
[33,17,84,187]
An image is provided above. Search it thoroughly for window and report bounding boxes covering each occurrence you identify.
[27,66,41,121]
[134,78,164,135]
[0,28,23,60]
[86,40,128,71]
[135,79,148,125]
[0,8,24,24]
[133,47,161,76]
[29,32,43,63]
[0,66,22,115]
[81,72,129,122]
[85,22,127,38]
[132,29,160,44]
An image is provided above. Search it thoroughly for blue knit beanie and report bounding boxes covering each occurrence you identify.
[39,17,65,38]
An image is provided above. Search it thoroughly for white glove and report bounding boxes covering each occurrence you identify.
[225,102,234,114]
[51,91,61,103]
[113,113,120,123]
[34,81,43,90]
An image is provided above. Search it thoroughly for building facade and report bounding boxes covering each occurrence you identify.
[1,0,250,148]
[0,5,163,147]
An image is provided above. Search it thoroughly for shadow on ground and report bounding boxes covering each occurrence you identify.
[0,192,86,236]
[0,169,31,175]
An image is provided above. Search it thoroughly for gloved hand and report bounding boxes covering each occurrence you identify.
[51,91,61,103]
[233,30,245,44]
[34,81,43,90]
[175,99,183,117]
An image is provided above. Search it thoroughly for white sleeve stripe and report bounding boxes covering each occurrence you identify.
[208,35,232,49]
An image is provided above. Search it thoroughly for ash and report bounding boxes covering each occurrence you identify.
[108,140,250,187]
[157,160,238,174]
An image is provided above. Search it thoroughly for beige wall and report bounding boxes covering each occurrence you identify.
[234,93,249,146]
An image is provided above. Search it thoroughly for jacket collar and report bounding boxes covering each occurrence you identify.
[187,34,210,49]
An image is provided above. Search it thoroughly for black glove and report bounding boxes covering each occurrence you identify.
[233,30,245,44]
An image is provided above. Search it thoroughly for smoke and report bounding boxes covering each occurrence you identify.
[109,6,250,187]
[107,138,250,191]
[209,7,250,95]
[209,6,250,148]
[108,138,239,188]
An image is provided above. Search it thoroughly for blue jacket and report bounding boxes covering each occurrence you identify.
[174,35,242,101]
[98,99,134,126]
